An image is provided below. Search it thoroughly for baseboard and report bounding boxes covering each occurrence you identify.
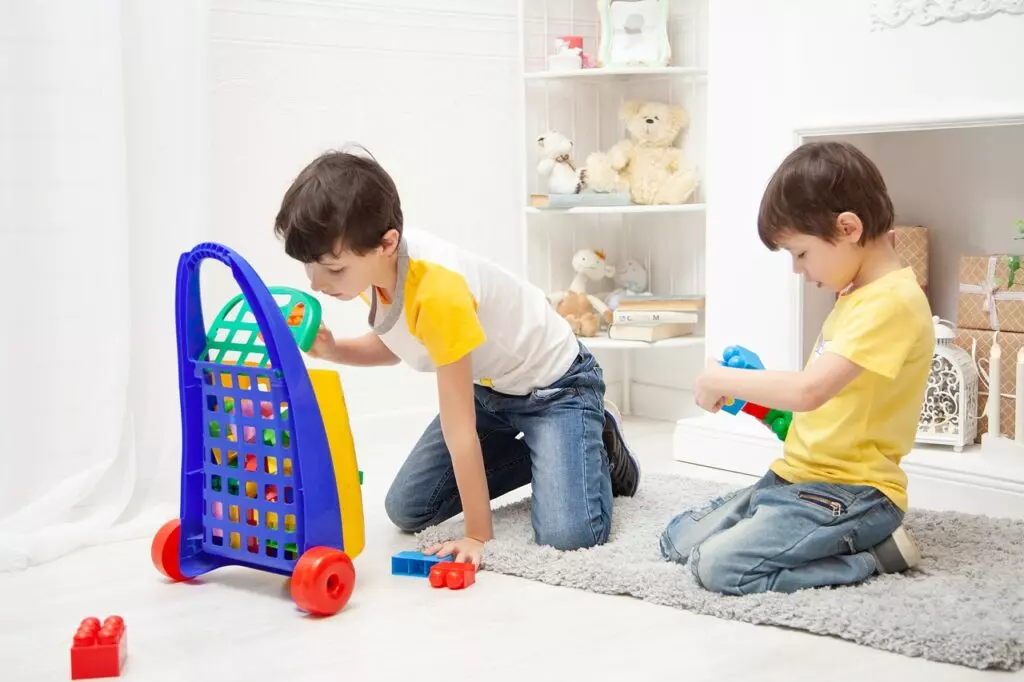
[674,415,1024,520]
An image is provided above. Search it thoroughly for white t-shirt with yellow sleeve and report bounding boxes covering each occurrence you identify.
[365,228,580,396]
[771,267,934,511]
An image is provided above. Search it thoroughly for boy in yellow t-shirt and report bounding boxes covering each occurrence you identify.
[660,141,933,595]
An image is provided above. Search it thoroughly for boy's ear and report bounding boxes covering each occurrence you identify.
[836,212,863,243]
[380,228,401,255]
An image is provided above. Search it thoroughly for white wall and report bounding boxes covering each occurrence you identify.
[706,1,1024,382]
[207,0,522,439]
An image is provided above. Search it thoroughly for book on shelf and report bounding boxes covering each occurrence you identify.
[528,192,631,209]
[612,310,698,325]
[615,294,705,312]
[608,322,697,342]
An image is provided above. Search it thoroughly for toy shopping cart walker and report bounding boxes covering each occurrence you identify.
[151,242,364,616]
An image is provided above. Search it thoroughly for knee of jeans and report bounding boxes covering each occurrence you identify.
[660,525,684,563]
[535,516,607,551]
[690,543,744,596]
[384,485,428,533]
[659,512,698,563]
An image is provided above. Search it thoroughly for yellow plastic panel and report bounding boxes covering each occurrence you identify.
[307,369,365,559]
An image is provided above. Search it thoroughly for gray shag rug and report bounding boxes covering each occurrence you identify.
[417,473,1024,671]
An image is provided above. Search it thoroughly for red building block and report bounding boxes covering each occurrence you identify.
[428,562,476,590]
[741,402,770,420]
[71,616,127,680]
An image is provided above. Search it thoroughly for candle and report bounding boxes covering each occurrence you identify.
[990,342,1002,438]
[1017,349,1024,444]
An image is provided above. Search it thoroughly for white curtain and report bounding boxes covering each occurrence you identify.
[0,0,209,571]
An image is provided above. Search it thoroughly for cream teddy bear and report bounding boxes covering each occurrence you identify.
[536,131,586,194]
[584,100,699,205]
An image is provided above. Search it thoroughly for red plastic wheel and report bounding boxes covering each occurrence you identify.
[151,518,187,582]
[290,546,356,616]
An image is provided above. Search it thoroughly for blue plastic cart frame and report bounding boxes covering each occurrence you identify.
[151,242,357,616]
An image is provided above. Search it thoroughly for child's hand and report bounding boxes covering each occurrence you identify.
[424,536,485,567]
[306,322,336,360]
[694,358,727,413]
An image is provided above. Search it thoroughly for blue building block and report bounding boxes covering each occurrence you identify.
[722,345,764,370]
[391,550,452,578]
[718,345,766,415]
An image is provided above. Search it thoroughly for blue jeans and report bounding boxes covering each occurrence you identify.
[660,471,903,595]
[385,344,612,550]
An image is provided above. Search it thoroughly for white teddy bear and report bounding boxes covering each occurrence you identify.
[536,131,586,194]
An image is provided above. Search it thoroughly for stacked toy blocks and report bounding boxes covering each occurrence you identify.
[719,345,765,414]
[71,616,127,679]
[718,345,792,441]
[391,550,476,589]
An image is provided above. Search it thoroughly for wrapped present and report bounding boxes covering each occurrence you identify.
[953,327,1024,441]
[893,225,929,290]
[957,254,1024,333]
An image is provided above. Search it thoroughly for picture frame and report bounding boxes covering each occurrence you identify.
[596,0,672,68]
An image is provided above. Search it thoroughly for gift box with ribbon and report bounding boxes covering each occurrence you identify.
[957,254,1024,333]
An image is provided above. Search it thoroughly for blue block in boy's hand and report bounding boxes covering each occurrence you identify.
[721,345,765,371]
[718,345,766,415]
[391,550,452,578]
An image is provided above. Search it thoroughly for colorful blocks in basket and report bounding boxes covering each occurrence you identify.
[71,616,128,679]
[429,562,476,590]
[391,550,451,578]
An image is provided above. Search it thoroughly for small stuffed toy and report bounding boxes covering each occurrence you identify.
[604,258,653,310]
[584,100,699,205]
[548,38,583,71]
[537,131,587,194]
[549,248,615,336]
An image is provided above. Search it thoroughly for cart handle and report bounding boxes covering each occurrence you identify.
[177,242,307,378]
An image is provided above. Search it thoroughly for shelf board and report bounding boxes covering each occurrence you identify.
[525,202,706,216]
[524,66,707,81]
[580,333,705,350]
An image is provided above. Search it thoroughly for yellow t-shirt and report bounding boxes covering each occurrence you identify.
[770,267,934,511]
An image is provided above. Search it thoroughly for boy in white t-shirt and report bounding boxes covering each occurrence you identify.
[273,149,640,566]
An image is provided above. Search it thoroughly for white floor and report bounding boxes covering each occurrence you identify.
[1,417,1018,681]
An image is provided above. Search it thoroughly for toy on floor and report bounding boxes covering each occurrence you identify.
[429,562,476,590]
[391,550,451,577]
[71,616,127,680]
[151,242,365,617]
[719,345,793,441]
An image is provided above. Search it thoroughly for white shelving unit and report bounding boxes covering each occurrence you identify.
[517,0,709,417]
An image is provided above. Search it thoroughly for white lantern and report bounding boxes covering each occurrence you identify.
[916,316,979,452]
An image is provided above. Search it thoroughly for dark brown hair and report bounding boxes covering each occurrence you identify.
[274,147,403,262]
[757,141,894,250]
